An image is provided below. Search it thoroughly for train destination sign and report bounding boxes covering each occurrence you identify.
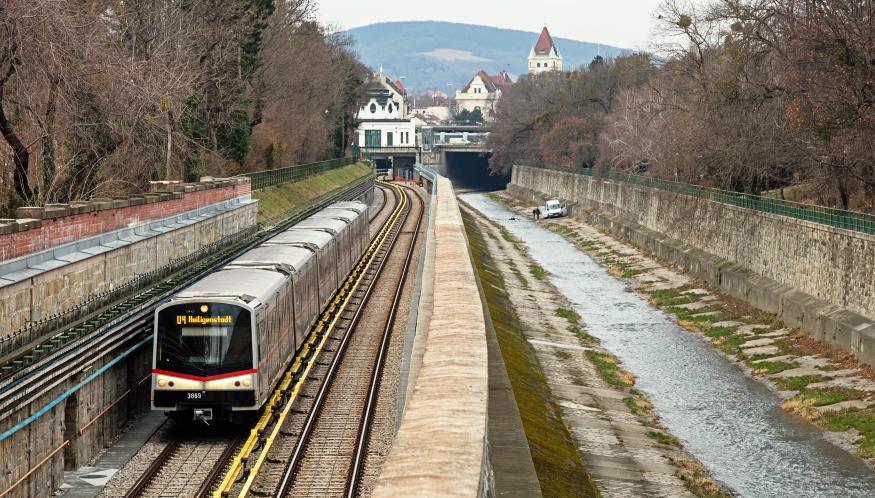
[176,315,233,325]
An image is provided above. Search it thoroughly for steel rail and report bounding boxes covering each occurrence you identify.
[271,183,414,498]
[347,185,424,498]
[213,182,404,498]
[195,430,248,498]
[123,439,181,498]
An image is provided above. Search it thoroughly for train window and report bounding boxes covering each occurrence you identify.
[156,302,252,377]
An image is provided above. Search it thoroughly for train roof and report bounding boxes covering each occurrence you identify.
[311,209,358,223]
[265,229,333,250]
[328,201,368,214]
[176,268,285,304]
[289,218,347,235]
[228,245,312,272]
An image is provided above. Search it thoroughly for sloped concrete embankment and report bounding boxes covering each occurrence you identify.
[508,165,875,366]
[372,177,490,497]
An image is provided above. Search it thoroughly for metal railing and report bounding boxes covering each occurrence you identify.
[518,162,875,235]
[236,157,356,191]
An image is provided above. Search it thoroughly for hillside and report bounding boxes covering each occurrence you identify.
[345,21,630,91]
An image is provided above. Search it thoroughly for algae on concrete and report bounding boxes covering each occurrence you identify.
[461,208,601,498]
[252,163,372,222]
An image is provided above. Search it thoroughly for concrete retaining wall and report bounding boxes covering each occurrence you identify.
[373,176,490,497]
[508,165,875,366]
[1,197,257,333]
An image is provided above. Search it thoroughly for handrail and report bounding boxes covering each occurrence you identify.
[517,162,875,235]
[0,440,69,498]
[235,157,356,191]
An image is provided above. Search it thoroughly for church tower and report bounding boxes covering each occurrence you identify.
[528,27,563,73]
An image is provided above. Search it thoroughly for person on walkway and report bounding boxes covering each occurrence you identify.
[533,207,541,221]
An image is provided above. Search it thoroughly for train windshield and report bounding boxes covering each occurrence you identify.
[156,302,253,377]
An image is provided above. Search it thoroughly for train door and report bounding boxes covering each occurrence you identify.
[293,271,305,349]
[324,238,338,304]
[281,283,293,364]
[257,310,268,399]
[338,228,350,279]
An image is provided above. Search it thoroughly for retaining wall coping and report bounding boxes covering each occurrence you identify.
[372,176,489,497]
[9,177,250,230]
[0,196,255,288]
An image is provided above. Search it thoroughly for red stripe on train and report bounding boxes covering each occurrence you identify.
[151,368,258,381]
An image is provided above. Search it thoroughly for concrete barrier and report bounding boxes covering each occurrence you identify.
[373,175,490,497]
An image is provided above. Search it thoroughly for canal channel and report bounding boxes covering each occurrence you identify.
[460,192,875,497]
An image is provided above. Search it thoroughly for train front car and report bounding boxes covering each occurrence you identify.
[152,270,285,423]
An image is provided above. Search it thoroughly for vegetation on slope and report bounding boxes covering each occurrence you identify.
[252,163,371,222]
[461,208,600,498]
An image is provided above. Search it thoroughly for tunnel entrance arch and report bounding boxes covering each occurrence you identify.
[443,152,510,191]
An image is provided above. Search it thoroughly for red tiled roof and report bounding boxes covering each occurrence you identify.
[461,70,498,94]
[395,80,405,90]
[534,27,556,55]
[489,70,513,84]
[460,69,514,95]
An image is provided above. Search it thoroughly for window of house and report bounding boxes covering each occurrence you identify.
[387,132,393,146]
[365,130,380,147]
[369,103,376,114]
[537,63,541,67]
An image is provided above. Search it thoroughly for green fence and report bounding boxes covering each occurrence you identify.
[237,157,356,191]
[518,162,875,235]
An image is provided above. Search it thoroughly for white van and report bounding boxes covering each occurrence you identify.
[544,199,568,218]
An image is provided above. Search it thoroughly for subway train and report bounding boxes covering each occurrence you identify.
[151,200,370,423]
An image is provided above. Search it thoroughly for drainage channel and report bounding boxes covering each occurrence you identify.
[460,193,875,497]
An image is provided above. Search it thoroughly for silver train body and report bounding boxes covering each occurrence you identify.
[151,201,370,422]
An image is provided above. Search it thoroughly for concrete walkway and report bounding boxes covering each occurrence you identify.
[60,411,166,498]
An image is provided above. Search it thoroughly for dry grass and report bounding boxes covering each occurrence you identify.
[781,398,821,421]
[619,371,637,385]
[675,460,705,473]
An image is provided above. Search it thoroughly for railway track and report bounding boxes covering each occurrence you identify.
[262,184,423,498]
[109,184,400,498]
[199,182,424,498]
[123,429,245,498]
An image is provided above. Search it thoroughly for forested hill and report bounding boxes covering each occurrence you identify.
[345,21,628,91]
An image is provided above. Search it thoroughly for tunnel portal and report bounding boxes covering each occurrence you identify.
[443,152,510,191]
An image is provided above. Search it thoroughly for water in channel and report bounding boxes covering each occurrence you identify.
[459,193,875,497]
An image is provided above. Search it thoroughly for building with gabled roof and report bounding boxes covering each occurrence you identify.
[528,27,562,73]
[454,69,513,119]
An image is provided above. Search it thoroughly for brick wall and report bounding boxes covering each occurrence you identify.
[0,179,251,261]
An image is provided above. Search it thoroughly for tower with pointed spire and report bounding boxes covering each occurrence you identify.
[528,27,562,73]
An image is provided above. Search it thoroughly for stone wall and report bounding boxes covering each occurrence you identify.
[509,165,875,365]
[0,200,257,333]
[1,178,250,261]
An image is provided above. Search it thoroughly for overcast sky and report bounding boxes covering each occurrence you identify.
[315,0,664,50]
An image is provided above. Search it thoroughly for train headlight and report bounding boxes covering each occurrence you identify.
[154,374,202,390]
[205,374,254,390]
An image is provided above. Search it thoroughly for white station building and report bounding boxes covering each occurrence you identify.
[355,70,416,150]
